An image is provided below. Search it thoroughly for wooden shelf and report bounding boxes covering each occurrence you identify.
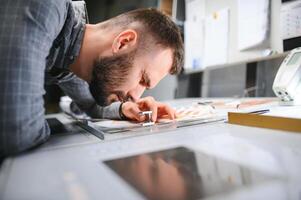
[158,0,173,16]
[184,52,289,74]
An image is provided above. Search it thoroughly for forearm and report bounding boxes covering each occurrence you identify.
[85,101,122,119]
[57,75,122,119]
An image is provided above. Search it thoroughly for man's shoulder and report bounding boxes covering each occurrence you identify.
[22,0,72,20]
[26,0,74,38]
[30,0,72,7]
[33,0,72,13]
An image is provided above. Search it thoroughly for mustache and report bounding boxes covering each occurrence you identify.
[89,50,136,106]
[113,91,134,102]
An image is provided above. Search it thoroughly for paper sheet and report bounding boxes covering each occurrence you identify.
[184,0,206,70]
[93,105,216,129]
[185,0,205,21]
[237,0,270,51]
[160,104,216,123]
[281,1,301,40]
[203,8,229,67]
[92,99,278,130]
[184,20,205,70]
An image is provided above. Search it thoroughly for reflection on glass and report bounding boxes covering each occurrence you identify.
[104,147,274,200]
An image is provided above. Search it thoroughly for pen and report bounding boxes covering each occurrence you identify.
[197,101,213,105]
[248,109,270,115]
[197,101,215,109]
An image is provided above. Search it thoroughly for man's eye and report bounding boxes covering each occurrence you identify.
[139,77,146,86]
[126,96,134,102]
[140,73,150,88]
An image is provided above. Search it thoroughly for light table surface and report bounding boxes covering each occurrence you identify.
[1,98,301,200]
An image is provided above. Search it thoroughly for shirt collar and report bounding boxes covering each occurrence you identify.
[68,1,88,64]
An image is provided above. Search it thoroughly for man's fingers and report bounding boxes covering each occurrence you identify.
[157,103,176,120]
[123,97,176,122]
[122,102,145,121]
[137,97,158,121]
[130,106,145,121]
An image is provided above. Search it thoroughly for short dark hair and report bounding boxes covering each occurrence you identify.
[109,8,184,74]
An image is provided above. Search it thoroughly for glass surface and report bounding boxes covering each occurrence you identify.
[287,52,301,65]
[104,147,276,200]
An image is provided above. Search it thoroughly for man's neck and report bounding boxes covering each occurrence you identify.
[70,24,112,82]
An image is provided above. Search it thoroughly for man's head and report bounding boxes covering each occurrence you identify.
[89,8,184,106]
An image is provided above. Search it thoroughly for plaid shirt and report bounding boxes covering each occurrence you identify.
[0,0,121,157]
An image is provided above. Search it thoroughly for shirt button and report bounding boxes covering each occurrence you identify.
[69,55,74,60]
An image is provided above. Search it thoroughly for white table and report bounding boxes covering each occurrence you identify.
[1,98,301,200]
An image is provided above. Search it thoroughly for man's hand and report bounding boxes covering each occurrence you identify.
[121,96,176,122]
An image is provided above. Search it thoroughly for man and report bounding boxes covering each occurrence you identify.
[0,0,184,157]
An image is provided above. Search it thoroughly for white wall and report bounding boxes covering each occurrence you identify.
[142,75,177,101]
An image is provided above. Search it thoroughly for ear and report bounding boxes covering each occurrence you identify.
[112,29,138,54]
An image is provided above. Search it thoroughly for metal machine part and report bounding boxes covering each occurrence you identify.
[273,47,301,105]
[139,111,155,126]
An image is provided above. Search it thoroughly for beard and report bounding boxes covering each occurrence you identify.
[89,51,136,106]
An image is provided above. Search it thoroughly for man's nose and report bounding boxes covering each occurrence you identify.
[107,93,119,104]
[127,86,146,102]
